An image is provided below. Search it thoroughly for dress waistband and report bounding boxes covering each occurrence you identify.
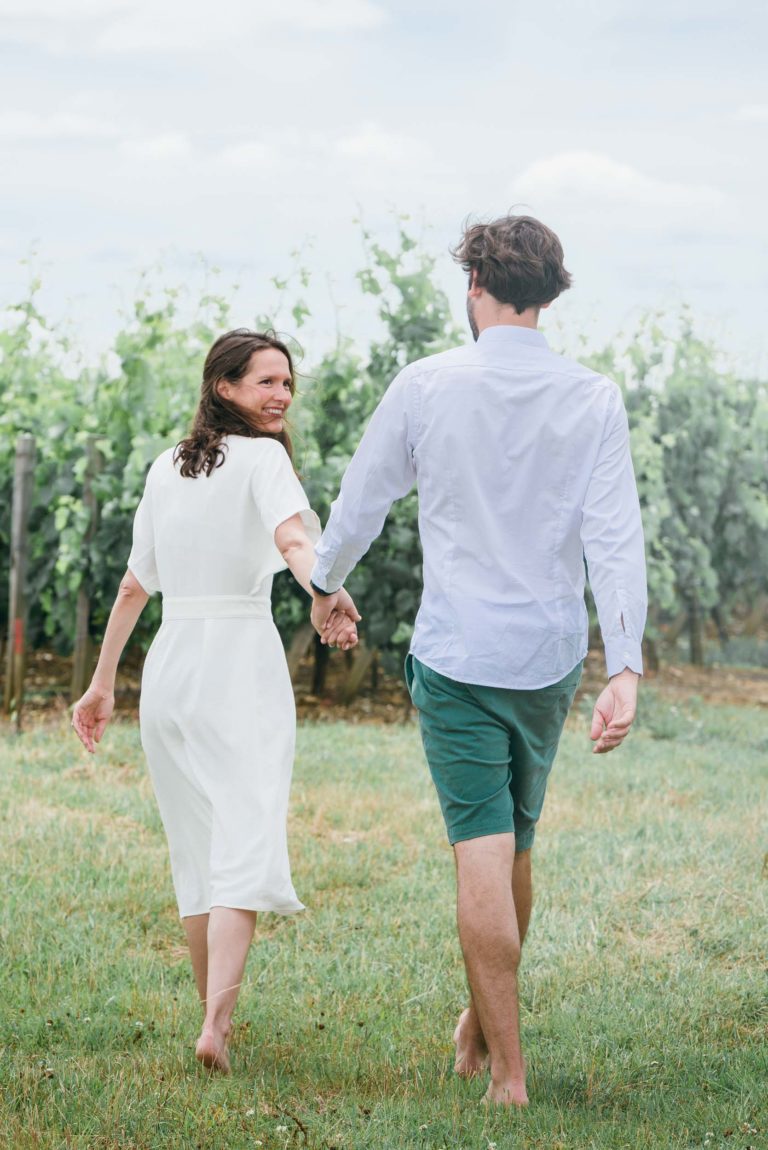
[162,595,271,621]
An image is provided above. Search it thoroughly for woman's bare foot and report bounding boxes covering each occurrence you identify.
[195,1026,231,1074]
[484,1080,529,1107]
[453,1007,489,1077]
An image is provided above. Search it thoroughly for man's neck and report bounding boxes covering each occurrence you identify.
[476,305,540,333]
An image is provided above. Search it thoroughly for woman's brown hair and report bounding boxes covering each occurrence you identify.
[174,329,296,478]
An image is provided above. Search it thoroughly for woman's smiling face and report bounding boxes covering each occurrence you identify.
[217,347,293,433]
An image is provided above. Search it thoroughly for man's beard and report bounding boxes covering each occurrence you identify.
[466,295,479,341]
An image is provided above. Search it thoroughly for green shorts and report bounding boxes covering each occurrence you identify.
[405,655,582,850]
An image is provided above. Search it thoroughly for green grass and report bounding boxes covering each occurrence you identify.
[1,692,766,1150]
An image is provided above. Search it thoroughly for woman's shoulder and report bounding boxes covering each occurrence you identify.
[144,447,176,483]
[156,446,177,465]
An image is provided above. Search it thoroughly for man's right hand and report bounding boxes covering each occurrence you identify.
[310,587,361,643]
[590,668,639,754]
[324,609,359,651]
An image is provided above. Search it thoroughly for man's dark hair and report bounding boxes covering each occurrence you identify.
[452,214,572,314]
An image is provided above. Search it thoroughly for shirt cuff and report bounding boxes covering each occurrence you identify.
[309,562,343,596]
[604,637,644,678]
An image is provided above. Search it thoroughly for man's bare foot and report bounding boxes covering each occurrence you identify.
[453,1008,489,1077]
[484,1080,529,1107]
[195,1026,231,1074]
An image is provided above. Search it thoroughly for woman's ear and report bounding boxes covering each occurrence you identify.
[216,378,232,401]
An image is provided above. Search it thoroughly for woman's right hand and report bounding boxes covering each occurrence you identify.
[72,686,115,753]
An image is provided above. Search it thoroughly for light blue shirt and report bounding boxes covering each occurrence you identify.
[311,325,647,689]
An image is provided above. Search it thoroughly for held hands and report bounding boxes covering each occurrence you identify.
[324,609,359,651]
[590,668,639,754]
[310,587,362,650]
[71,685,115,754]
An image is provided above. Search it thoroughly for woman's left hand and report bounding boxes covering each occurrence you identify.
[72,686,115,753]
[324,610,359,651]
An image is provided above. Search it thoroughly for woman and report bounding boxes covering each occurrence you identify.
[72,329,359,1073]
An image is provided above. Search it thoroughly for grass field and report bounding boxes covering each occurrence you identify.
[1,691,766,1150]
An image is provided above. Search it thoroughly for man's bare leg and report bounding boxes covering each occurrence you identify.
[195,906,257,1073]
[454,832,528,1106]
[183,913,210,1010]
[512,848,533,943]
[454,846,532,1079]
[453,1004,489,1077]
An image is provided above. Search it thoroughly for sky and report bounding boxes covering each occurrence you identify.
[1,0,766,376]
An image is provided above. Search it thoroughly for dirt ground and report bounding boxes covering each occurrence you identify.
[9,641,768,729]
[641,658,768,709]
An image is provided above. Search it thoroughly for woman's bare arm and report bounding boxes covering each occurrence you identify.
[72,569,149,753]
[275,514,360,649]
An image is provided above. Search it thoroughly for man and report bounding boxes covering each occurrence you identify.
[309,215,646,1106]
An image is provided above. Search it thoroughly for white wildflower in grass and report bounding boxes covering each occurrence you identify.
[245,1108,255,1117]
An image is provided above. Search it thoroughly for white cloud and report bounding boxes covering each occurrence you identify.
[0,0,388,53]
[219,141,276,169]
[0,0,105,12]
[99,1,387,52]
[735,104,768,122]
[512,150,723,209]
[118,133,192,161]
[335,126,424,165]
[288,0,386,29]
[0,111,119,141]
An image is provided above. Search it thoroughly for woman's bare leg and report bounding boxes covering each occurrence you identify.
[183,913,210,1008]
[195,907,257,1073]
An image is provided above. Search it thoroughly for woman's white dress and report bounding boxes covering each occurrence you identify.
[127,435,319,918]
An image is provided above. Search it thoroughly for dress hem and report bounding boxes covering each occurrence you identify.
[179,899,306,920]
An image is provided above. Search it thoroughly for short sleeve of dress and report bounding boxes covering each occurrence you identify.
[251,441,321,545]
[127,484,161,595]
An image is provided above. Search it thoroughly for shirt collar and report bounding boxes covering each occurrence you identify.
[476,325,549,349]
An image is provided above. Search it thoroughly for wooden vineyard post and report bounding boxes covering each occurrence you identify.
[312,633,330,696]
[286,623,315,685]
[337,643,378,705]
[4,433,36,732]
[687,592,704,666]
[71,436,102,701]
